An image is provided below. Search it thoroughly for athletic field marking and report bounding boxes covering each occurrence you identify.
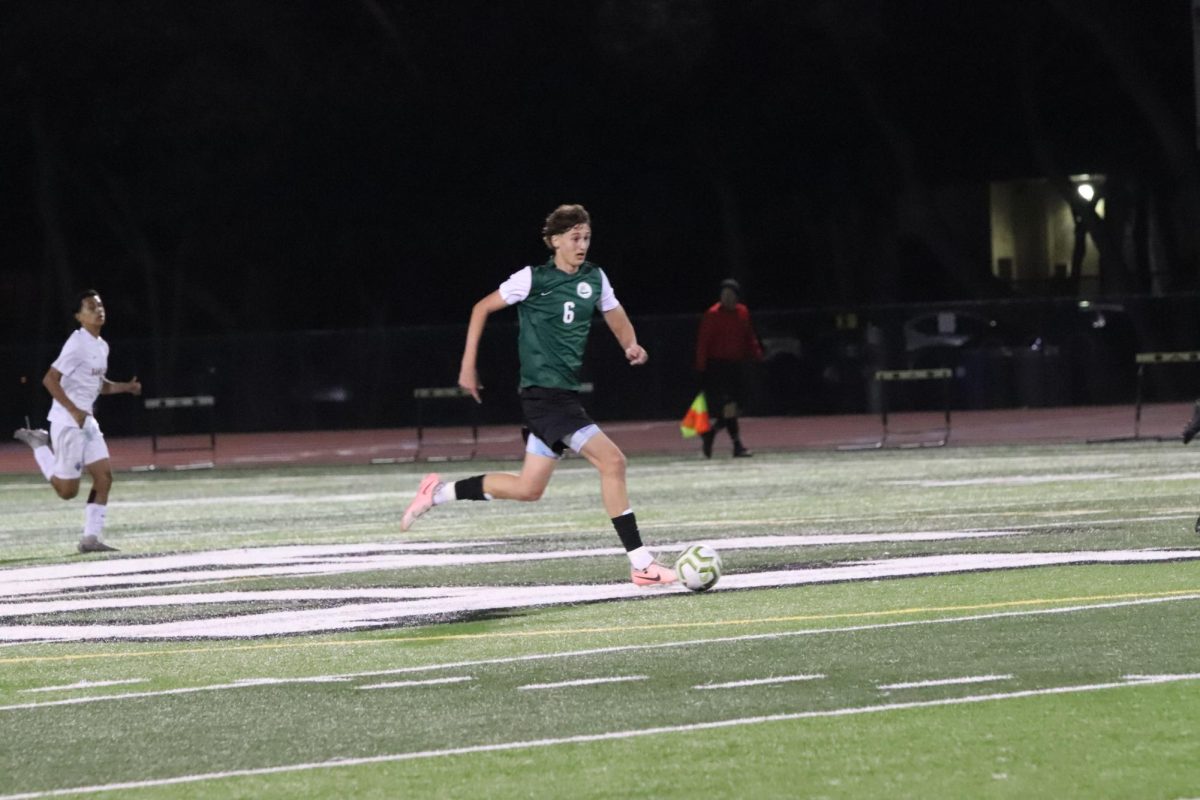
[3,593,1195,713]
[6,529,1194,602]
[1117,472,1200,482]
[518,676,649,691]
[4,674,1198,800]
[0,538,1105,614]
[878,674,1013,691]
[358,677,473,690]
[0,676,352,712]
[110,492,411,509]
[21,679,146,694]
[5,549,1198,641]
[3,587,1198,665]
[695,674,824,690]
[1123,673,1200,683]
[889,473,1118,487]
[232,676,352,687]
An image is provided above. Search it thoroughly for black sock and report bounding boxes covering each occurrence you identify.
[727,417,740,442]
[611,512,643,552]
[87,488,97,504]
[454,475,489,501]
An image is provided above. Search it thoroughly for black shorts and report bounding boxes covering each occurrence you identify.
[703,359,748,413]
[520,387,596,455]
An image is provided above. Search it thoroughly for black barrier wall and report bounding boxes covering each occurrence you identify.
[5,294,1200,437]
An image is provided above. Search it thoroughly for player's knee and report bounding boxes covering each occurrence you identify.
[599,450,626,478]
[54,483,79,500]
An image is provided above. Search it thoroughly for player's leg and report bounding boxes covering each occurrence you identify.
[50,423,87,500]
[725,400,752,457]
[724,363,752,457]
[480,452,557,501]
[400,442,559,531]
[577,429,676,586]
[699,370,719,459]
[77,419,117,552]
[13,425,83,498]
[78,458,118,552]
[703,364,737,457]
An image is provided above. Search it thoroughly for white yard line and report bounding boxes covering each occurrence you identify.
[110,492,409,509]
[357,677,473,690]
[0,676,351,712]
[3,592,1196,713]
[4,674,1199,800]
[889,473,1119,487]
[878,674,1012,691]
[21,679,146,694]
[518,676,648,691]
[695,674,824,690]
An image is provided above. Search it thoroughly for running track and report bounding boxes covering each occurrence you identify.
[0,402,1190,474]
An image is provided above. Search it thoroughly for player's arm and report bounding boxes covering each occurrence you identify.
[459,290,510,402]
[602,305,648,366]
[42,367,87,426]
[742,308,764,361]
[101,376,142,396]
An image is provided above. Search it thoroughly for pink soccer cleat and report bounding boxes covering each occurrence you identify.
[631,561,677,587]
[401,473,442,531]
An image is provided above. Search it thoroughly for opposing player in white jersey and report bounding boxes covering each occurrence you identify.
[13,290,142,553]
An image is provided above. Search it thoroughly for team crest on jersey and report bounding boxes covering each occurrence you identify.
[576,281,593,299]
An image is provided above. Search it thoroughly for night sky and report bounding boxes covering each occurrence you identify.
[2,0,1196,345]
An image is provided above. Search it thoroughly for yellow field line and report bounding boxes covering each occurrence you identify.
[2,587,1197,666]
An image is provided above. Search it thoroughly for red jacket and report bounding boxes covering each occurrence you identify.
[695,302,764,371]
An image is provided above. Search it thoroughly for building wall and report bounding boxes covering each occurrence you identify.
[990,178,1100,285]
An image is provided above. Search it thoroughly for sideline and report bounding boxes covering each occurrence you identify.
[3,673,1198,799]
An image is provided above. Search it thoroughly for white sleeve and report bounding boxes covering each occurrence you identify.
[498,267,533,305]
[51,332,83,376]
[598,269,620,312]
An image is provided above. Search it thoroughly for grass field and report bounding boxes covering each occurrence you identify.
[2,442,1200,798]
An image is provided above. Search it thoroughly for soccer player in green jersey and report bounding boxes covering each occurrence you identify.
[401,204,677,586]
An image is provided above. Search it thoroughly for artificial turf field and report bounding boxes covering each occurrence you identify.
[1,443,1199,798]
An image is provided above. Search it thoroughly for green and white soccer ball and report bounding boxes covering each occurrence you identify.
[674,544,722,592]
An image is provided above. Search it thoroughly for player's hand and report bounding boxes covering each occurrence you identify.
[459,369,483,403]
[71,409,88,427]
[126,376,142,396]
[625,344,648,366]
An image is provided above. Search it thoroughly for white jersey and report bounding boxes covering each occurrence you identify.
[48,328,109,428]
[498,265,620,311]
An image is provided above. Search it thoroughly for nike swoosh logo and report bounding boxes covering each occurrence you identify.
[540,291,552,296]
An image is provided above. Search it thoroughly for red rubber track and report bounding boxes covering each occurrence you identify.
[0,403,1191,475]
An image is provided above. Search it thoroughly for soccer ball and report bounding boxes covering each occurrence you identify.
[674,544,722,592]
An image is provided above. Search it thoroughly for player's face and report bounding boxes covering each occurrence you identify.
[76,295,106,329]
[551,224,591,269]
[719,287,738,309]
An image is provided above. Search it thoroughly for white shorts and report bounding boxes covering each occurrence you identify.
[524,424,601,460]
[50,417,110,480]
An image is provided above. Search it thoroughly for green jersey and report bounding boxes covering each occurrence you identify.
[498,259,619,390]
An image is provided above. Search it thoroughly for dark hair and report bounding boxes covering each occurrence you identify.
[75,289,100,313]
[719,278,741,296]
[541,204,591,249]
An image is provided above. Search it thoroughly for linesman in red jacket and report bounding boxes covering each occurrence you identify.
[694,278,763,458]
